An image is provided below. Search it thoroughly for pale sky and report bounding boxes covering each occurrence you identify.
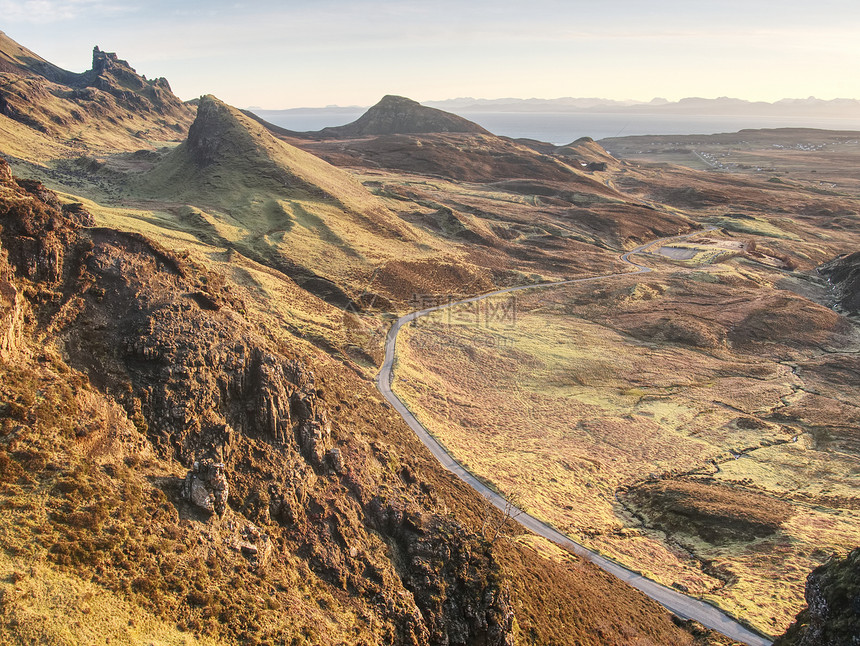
[1,0,858,108]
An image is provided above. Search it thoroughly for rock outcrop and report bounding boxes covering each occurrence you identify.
[775,548,860,646]
[0,33,194,145]
[183,458,229,516]
[820,251,860,315]
[86,46,185,115]
[228,517,273,570]
[0,161,25,358]
[0,277,24,360]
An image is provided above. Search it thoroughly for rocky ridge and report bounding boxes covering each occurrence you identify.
[0,37,194,148]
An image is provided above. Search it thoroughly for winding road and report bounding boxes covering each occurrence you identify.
[376,228,773,646]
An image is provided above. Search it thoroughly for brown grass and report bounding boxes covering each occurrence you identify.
[392,252,860,636]
[622,478,795,544]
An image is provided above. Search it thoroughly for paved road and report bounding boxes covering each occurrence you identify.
[376,228,773,646]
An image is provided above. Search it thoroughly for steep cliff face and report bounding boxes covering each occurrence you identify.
[0,161,21,358]
[0,157,514,645]
[820,252,860,315]
[775,549,860,646]
[0,272,23,360]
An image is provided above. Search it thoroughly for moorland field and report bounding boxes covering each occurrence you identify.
[392,131,860,635]
[0,30,857,645]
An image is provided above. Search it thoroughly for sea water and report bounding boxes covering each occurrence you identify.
[254,109,860,146]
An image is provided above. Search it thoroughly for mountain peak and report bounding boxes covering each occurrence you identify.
[92,45,123,73]
[376,94,420,108]
[186,94,253,166]
[158,94,373,202]
[317,94,490,137]
[0,31,193,149]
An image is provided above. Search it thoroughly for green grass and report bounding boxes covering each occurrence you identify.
[118,97,460,300]
[706,214,801,240]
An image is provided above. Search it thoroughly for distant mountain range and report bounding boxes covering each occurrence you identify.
[254,96,860,119]
[426,96,860,117]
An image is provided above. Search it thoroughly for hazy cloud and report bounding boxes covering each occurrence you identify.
[0,0,136,22]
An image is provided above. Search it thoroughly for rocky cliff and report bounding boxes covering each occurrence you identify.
[775,549,860,646]
[0,34,194,149]
[820,252,860,315]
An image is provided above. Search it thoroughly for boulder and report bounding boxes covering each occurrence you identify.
[183,458,229,516]
[327,447,344,473]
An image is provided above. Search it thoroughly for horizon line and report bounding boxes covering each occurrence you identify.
[245,95,860,112]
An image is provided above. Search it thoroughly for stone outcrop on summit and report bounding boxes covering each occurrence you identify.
[0,34,194,146]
